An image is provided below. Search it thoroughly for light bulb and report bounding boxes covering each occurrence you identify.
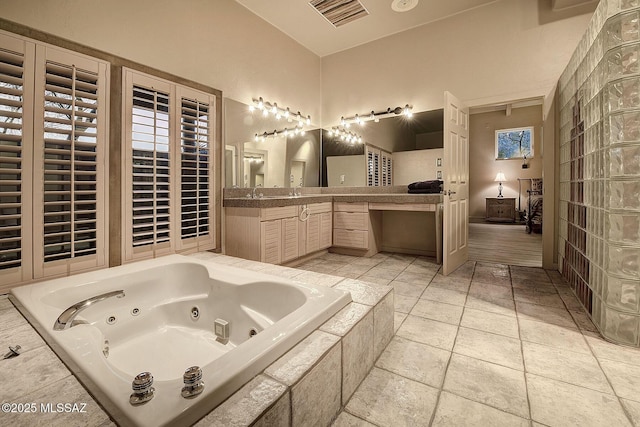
[276,112,281,120]
[284,128,289,136]
[284,108,290,118]
[301,130,306,136]
[328,129,333,137]
[341,117,346,126]
[249,105,255,112]
[272,103,278,115]
[254,134,259,141]
[370,111,375,121]
[257,97,264,109]
[296,112,301,122]
[306,115,311,125]
[358,137,363,143]
[262,109,268,117]
[273,130,278,137]
[404,104,412,117]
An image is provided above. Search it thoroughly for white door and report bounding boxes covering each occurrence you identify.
[443,91,470,275]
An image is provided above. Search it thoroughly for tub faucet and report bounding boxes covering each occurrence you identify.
[53,290,125,331]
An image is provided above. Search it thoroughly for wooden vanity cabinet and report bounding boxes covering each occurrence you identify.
[225,205,298,264]
[302,202,333,255]
[225,202,332,265]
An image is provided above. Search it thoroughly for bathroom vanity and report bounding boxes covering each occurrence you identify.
[223,189,443,264]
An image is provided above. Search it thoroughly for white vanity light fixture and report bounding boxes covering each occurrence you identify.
[340,104,412,126]
[250,97,311,128]
[328,127,363,144]
[254,124,306,142]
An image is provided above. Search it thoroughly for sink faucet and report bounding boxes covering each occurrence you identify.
[54,290,125,331]
[294,186,302,197]
[251,184,262,199]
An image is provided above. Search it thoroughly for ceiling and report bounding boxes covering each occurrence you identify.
[235,0,499,56]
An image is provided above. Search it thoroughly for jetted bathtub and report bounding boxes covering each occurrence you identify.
[10,254,351,427]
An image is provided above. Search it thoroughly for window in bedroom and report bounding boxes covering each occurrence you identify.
[495,127,534,160]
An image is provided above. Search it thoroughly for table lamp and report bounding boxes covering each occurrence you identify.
[494,172,506,198]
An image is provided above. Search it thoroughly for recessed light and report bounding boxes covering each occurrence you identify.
[391,0,418,12]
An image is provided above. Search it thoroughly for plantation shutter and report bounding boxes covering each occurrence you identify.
[177,87,215,251]
[0,34,33,288]
[123,70,216,262]
[124,71,175,261]
[33,46,108,278]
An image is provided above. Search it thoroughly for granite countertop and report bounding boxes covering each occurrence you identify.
[223,193,443,208]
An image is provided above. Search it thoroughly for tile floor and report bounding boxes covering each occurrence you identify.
[294,252,640,427]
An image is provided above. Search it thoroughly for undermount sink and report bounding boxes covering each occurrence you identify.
[257,195,301,199]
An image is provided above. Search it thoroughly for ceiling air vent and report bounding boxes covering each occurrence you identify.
[309,0,370,28]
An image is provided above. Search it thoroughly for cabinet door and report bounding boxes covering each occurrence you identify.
[260,220,282,264]
[319,212,332,249]
[306,213,320,254]
[486,201,502,219]
[281,217,299,262]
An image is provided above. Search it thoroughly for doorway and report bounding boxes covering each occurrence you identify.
[468,100,545,268]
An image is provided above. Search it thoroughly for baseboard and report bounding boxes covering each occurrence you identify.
[379,246,435,257]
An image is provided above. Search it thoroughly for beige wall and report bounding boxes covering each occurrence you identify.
[0,0,322,121]
[327,156,366,187]
[469,105,543,220]
[393,149,444,185]
[320,0,593,125]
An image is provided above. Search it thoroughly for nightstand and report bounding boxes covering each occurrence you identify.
[486,198,516,222]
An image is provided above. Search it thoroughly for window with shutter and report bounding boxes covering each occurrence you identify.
[41,62,99,261]
[1,32,108,290]
[33,47,108,278]
[131,85,171,249]
[0,40,32,286]
[178,91,214,251]
[123,70,216,261]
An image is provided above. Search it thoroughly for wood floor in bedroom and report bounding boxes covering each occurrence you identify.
[468,222,542,267]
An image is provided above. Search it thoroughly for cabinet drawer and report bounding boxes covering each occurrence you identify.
[334,202,368,212]
[260,205,298,221]
[333,229,368,249]
[306,202,332,215]
[334,212,368,230]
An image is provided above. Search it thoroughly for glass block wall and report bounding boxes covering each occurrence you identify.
[558,0,640,347]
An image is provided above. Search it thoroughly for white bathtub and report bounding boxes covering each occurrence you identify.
[10,254,351,427]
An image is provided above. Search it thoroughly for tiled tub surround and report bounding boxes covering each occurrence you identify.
[558,0,640,346]
[8,255,353,427]
[0,252,393,427]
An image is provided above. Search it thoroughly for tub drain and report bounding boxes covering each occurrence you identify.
[249,328,258,338]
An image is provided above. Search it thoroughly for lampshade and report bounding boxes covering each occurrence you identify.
[494,172,506,182]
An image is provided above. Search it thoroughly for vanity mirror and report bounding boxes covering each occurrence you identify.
[322,108,444,186]
[224,96,445,189]
[224,98,320,188]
